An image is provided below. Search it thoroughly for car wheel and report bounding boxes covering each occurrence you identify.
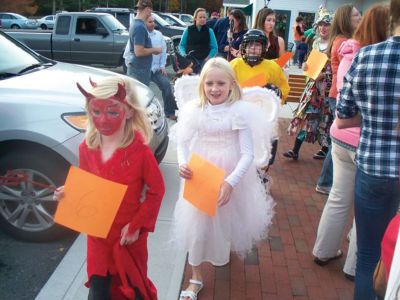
[0,149,71,242]
[40,24,48,30]
[10,24,21,29]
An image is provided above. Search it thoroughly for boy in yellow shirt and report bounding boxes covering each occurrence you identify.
[230,29,290,170]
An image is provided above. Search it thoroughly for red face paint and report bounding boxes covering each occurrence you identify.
[89,99,126,136]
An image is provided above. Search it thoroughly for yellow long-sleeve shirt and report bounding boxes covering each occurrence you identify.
[230,58,290,104]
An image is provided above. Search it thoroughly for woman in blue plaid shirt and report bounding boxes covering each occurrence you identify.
[336,1,400,299]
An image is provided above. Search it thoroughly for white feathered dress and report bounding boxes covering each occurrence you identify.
[173,99,275,266]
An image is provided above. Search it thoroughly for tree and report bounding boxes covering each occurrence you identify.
[168,0,180,12]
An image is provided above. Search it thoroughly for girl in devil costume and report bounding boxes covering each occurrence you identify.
[53,76,165,300]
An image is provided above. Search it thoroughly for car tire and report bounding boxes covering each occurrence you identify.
[10,24,21,29]
[0,148,71,242]
[40,24,48,30]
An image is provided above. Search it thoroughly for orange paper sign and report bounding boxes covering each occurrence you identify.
[54,166,127,238]
[276,51,293,68]
[304,49,328,80]
[240,73,267,88]
[183,153,226,216]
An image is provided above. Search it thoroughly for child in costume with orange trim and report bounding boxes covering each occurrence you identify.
[230,29,289,172]
[53,76,165,300]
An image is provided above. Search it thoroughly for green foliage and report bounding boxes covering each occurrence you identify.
[35,0,222,16]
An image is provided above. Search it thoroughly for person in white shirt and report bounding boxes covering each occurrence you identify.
[125,15,178,120]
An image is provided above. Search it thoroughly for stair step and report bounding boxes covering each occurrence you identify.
[286,73,307,103]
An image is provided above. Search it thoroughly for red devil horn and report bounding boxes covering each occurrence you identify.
[114,83,127,103]
[89,77,97,88]
[76,82,95,101]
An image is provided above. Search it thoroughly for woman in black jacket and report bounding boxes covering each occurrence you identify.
[178,8,217,73]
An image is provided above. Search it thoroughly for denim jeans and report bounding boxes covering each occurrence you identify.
[293,40,301,64]
[353,168,400,300]
[317,146,333,187]
[316,97,336,188]
[151,70,177,116]
[127,64,151,86]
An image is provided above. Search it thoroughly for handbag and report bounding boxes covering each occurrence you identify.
[373,258,387,298]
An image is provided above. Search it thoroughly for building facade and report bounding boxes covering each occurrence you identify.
[222,0,386,47]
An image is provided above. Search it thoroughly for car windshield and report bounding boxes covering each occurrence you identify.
[181,15,193,23]
[161,14,186,27]
[151,13,170,27]
[0,33,43,78]
[101,14,127,31]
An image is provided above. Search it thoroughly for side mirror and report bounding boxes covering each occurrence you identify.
[96,28,109,37]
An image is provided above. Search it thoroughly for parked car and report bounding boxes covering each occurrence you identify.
[171,13,193,25]
[37,14,55,30]
[155,12,187,27]
[84,9,177,63]
[86,7,134,29]
[3,12,129,69]
[151,12,184,39]
[0,31,169,242]
[0,12,39,29]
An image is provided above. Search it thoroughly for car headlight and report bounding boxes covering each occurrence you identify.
[62,112,87,132]
[146,96,165,134]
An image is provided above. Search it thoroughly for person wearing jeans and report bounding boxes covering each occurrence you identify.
[146,16,178,119]
[127,0,162,86]
[336,4,400,297]
[313,5,392,284]
[315,96,336,194]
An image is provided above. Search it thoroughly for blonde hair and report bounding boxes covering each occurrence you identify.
[198,57,242,107]
[84,76,152,149]
[193,8,206,26]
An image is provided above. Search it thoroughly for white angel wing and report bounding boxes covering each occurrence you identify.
[241,87,282,168]
[242,87,281,126]
[173,75,200,110]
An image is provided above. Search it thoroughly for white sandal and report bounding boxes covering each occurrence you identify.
[179,279,204,300]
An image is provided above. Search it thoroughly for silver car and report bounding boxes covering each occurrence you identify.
[37,14,55,30]
[0,32,168,242]
[0,12,39,29]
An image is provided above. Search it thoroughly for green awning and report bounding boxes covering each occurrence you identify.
[242,3,253,15]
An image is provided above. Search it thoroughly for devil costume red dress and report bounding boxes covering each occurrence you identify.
[79,131,165,300]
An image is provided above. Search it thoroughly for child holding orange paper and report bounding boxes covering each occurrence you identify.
[174,57,275,300]
[53,76,165,300]
[283,8,333,161]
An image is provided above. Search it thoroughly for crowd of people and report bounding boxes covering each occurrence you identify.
[51,0,400,299]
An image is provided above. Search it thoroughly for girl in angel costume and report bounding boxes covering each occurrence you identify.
[173,57,275,300]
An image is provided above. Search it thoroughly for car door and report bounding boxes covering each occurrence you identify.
[52,15,72,61]
[70,16,113,65]
[0,14,13,28]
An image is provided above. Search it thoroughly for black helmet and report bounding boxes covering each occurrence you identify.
[240,29,268,66]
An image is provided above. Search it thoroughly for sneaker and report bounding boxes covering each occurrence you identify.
[344,272,355,282]
[283,150,299,160]
[313,150,327,160]
[315,185,331,195]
